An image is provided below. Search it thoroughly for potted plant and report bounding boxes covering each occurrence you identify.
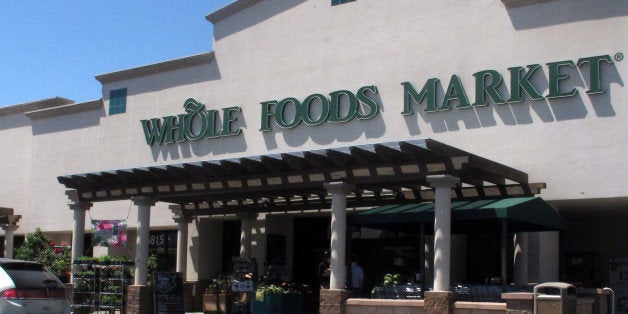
[253,284,302,314]
[100,294,122,306]
[103,284,122,293]
[74,269,95,278]
[203,276,233,313]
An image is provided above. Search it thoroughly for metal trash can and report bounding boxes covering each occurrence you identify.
[533,282,577,314]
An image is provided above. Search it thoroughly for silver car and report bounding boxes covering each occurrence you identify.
[0,258,70,314]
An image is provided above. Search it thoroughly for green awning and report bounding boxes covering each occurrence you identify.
[349,197,567,234]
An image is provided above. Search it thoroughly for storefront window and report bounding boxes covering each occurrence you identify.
[108,88,127,115]
[149,230,177,272]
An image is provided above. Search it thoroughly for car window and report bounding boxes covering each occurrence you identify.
[1,262,63,289]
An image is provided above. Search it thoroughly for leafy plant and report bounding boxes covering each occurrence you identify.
[77,256,96,262]
[146,254,157,286]
[73,279,92,292]
[74,270,95,277]
[98,254,132,264]
[96,255,133,279]
[257,284,285,295]
[100,294,122,305]
[383,273,402,285]
[206,275,234,294]
[14,228,71,282]
[103,284,122,293]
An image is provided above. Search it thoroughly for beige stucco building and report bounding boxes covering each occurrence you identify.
[0,0,626,312]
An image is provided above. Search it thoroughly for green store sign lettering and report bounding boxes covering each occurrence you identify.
[141,54,615,146]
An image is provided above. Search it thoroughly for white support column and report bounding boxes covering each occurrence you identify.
[66,190,92,283]
[170,205,193,281]
[427,175,459,292]
[2,220,19,259]
[537,231,560,282]
[324,182,354,290]
[133,196,156,286]
[513,232,529,285]
[70,204,90,262]
[237,212,258,259]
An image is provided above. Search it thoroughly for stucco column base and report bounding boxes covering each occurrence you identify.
[502,292,533,312]
[591,289,609,314]
[184,281,204,312]
[319,289,349,314]
[126,285,154,314]
[537,298,567,314]
[424,291,457,314]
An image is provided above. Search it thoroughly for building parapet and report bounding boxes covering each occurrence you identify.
[205,0,261,24]
[24,99,102,120]
[0,97,73,117]
[502,0,557,8]
[95,52,214,84]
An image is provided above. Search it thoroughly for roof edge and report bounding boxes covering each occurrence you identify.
[205,0,262,24]
[0,97,74,117]
[501,0,557,8]
[95,52,215,84]
[25,99,103,120]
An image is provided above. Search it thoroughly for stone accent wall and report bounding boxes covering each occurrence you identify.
[126,285,154,314]
[502,292,534,312]
[320,289,349,314]
[346,299,425,314]
[345,295,606,314]
[424,291,457,314]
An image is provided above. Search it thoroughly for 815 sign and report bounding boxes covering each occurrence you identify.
[150,232,171,249]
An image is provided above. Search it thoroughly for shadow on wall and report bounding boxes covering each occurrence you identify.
[261,91,386,151]
[404,57,623,135]
[212,0,308,41]
[189,217,223,281]
[31,105,106,135]
[505,0,628,30]
[153,84,388,160]
[150,123,248,161]
[119,61,221,99]
[0,114,31,131]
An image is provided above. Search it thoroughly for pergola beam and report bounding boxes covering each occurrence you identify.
[57,139,545,209]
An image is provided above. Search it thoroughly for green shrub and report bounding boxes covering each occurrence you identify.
[14,228,71,282]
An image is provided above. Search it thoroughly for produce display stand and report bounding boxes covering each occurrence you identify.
[72,260,97,314]
[71,259,134,314]
[96,262,133,313]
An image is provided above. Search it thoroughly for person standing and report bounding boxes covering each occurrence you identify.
[318,251,331,289]
[350,254,364,293]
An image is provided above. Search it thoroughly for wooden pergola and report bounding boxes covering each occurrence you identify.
[58,138,551,310]
[57,138,544,216]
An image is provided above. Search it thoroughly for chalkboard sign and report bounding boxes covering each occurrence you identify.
[154,272,184,314]
[233,257,256,274]
[266,234,286,265]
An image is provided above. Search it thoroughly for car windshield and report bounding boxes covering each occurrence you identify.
[1,262,63,289]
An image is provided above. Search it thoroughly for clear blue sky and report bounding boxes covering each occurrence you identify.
[0,1,234,108]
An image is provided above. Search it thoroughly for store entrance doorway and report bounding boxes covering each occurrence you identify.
[467,233,513,284]
[222,220,242,273]
[293,217,330,288]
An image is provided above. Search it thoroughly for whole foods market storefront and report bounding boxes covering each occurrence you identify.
[59,138,556,312]
[0,1,623,313]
